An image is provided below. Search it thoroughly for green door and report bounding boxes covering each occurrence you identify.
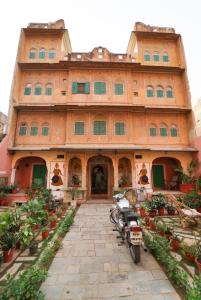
[32,164,47,187]
[152,165,165,188]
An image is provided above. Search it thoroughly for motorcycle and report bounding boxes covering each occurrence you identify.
[110,189,145,264]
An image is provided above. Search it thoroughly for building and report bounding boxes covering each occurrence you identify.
[0,112,7,142]
[193,99,201,174]
[7,20,196,200]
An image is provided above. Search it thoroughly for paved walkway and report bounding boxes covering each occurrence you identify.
[41,204,181,300]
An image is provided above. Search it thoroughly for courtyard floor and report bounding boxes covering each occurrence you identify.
[41,203,181,300]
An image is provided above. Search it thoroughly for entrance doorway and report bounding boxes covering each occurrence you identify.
[32,164,47,186]
[87,155,114,199]
[152,165,165,188]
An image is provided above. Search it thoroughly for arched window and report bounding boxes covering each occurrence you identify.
[153,51,160,62]
[147,86,154,97]
[29,48,36,59]
[48,48,56,59]
[93,120,106,135]
[114,83,124,95]
[19,122,28,136]
[163,52,169,62]
[166,86,173,98]
[24,83,32,95]
[34,83,42,95]
[30,123,38,136]
[39,48,46,59]
[115,122,125,135]
[157,85,164,98]
[149,124,157,136]
[160,123,167,136]
[42,123,49,136]
[144,51,150,61]
[45,83,52,96]
[170,125,178,137]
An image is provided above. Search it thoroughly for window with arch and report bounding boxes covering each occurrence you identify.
[147,86,154,97]
[74,122,84,135]
[144,51,150,61]
[153,51,160,62]
[19,123,28,136]
[42,123,49,136]
[115,122,125,135]
[157,86,164,98]
[160,124,167,136]
[170,125,178,137]
[30,123,38,136]
[29,48,36,59]
[163,52,169,62]
[149,124,157,136]
[94,82,106,94]
[45,83,52,96]
[93,121,106,135]
[114,83,124,95]
[24,83,32,95]
[48,48,56,59]
[39,48,46,59]
[166,86,173,98]
[34,83,42,95]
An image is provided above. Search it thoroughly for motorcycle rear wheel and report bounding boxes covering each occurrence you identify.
[109,208,119,224]
[129,245,141,264]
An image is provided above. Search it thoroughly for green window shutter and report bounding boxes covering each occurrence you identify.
[115,122,125,135]
[153,54,159,62]
[19,126,27,136]
[144,54,150,61]
[29,52,35,59]
[42,127,49,136]
[75,122,84,135]
[150,128,156,136]
[84,82,90,94]
[157,90,163,98]
[94,82,106,94]
[45,87,52,96]
[163,55,169,62]
[48,52,55,59]
[72,82,78,94]
[34,87,42,95]
[166,90,173,98]
[160,128,167,136]
[39,51,45,59]
[94,121,106,135]
[115,84,123,95]
[147,89,153,97]
[30,127,38,136]
[24,87,31,95]
[171,128,177,137]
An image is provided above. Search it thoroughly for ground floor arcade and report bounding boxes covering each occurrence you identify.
[10,149,193,201]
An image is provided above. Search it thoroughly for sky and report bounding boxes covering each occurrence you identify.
[0,0,200,115]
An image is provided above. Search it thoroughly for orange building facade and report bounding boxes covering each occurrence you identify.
[7,20,196,201]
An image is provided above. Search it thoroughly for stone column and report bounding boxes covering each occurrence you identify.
[113,156,119,189]
[10,168,16,184]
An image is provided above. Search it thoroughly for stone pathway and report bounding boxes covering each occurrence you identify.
[41,204,181,300]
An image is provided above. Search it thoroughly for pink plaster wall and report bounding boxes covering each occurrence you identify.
[0,136,12,183]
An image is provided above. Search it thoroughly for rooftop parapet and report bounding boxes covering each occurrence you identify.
[27,19,65,29]
[134,22,175,33]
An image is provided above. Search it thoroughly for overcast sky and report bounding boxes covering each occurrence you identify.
[0,0,200,115]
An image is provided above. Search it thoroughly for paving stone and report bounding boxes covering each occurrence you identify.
[151,269,168,279]
[15,256,36,262]
[0,263,22,281]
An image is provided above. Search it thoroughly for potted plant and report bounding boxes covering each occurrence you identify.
[0,232,18,262]
[195,243,201,274]
[181,242,197,263]
[29,240,38,255]
[166,203,176,215]
[49,215,57,229]
[152,194,166,216]
[18,224,34,249]
[147,201,157,217]
[139,202,149,217]
[182,191,201,210]
[71,174,81,187]
[170,233,180,251]
[0,191,8,206]
[118,175,130,187]
[56,207,62,219]
[175,160,198,193]
[41,226,49,240]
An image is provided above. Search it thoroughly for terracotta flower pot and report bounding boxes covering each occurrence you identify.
[149,211,157,218]
[145,217,150,226]
[195,257,201,274]
[170,238,180,251]
[158,208,165,216]
[3,248,15,263]
[50,220,57,228]
[139,208,147,218]
[167,210,175,216]
[179,183,196,193]
[150,220,156,231]
[185,252,195,263]
[42,230,49,239]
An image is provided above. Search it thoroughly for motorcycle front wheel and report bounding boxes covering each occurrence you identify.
[129,244,141,264]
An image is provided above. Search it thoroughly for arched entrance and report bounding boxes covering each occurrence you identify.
[152,157,181,190]
[14,156,47,190]
[87,155,114,199]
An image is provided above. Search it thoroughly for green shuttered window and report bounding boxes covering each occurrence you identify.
[160,127,167,136]
[45,87,52,96]
[30,127,38,136]
[171,127,177,137]
[163,53,169,62]
[39,49,45,59]
[48,49,55,59]
[147,88,153,97]
[115,84,124,95]
[150,127,157,136]
[166,89,173,98]
[115,122,125,135]
[34,86,42,95]
[144,52,150,61]
[29,49,36,59]
[153,52,159,62]
[42,127,49,136]
[75,122,84,135]
[72,82,90,94]
[94,82,106,94]
[157,88,164,98]
[19,126,27,136]
[93,121,106,135]
[24,87,31,95]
